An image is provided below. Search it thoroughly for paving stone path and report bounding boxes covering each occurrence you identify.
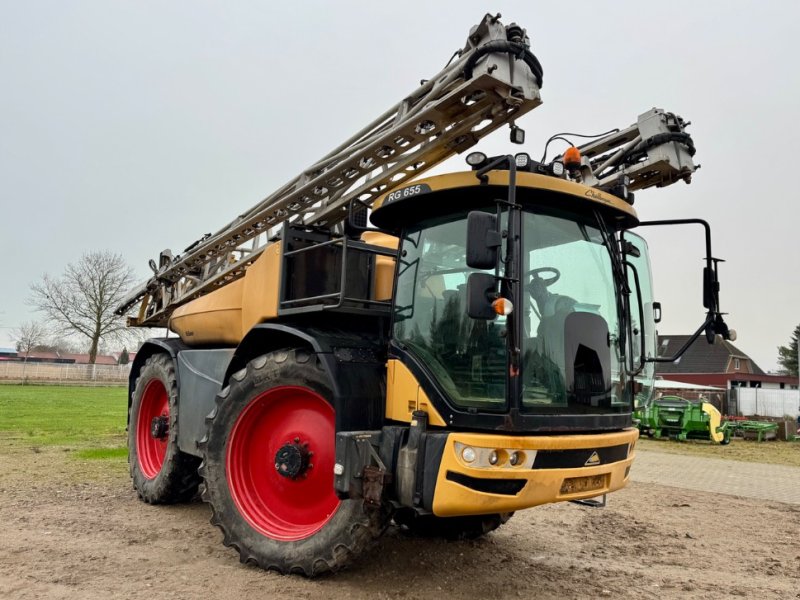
[630,449,800,505]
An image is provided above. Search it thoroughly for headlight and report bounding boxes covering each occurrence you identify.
[514,153,531,169]
[466,151,488,168]
[461,446,477,463]
[454,443,536,469]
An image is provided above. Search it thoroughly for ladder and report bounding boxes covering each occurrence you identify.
[117,13,544,328]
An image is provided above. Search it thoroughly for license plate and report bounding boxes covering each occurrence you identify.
[560,474,607,495]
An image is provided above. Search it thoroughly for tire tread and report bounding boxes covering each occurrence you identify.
[129,353,201,504]
[199,348,385,576]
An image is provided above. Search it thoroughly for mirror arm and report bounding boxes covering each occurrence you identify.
[634,218,718,312]
[646,313,715,363]
[634,218,735,348]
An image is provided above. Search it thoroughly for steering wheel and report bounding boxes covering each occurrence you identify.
[526,267,560,321]
[526,266,560,287]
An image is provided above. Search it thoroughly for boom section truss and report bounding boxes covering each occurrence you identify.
[117,13,544,327]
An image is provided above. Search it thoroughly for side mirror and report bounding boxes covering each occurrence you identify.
[466,273,497,319]
[466,211,502,269]
[653,301,662,324]
[702,266,718,310]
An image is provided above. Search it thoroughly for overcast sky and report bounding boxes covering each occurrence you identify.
[1,1,798,372]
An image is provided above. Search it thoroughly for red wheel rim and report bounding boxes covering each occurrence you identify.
[226,386,341,541]
[136,379,169,479]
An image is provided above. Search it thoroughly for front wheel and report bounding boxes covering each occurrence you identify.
[200,348,386,576]
[128,353,201,504]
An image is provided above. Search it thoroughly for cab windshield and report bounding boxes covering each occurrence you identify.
[521,210,625,413]
[393,207,628,414]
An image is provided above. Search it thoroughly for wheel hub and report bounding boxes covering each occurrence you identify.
[274,438,313,479]
[150,415,169,440]
[226,386,340,541]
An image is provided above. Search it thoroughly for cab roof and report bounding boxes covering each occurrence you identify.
[370,170,639,231]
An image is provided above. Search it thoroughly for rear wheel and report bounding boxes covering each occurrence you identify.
[128,353,201,503]
[393,509,513,540]
[200,348,386,576]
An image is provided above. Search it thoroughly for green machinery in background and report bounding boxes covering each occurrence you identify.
[635,396,731,444]
[727,420,779,442]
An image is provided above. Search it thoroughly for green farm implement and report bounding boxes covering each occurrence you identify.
[635,396,730,444]
[727,420,778,442]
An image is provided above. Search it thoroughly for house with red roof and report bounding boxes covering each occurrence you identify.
[656,335,798,390]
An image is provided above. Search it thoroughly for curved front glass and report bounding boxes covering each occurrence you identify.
[521,211,624,413]
[623,232,658,408]
[393,206,628,414]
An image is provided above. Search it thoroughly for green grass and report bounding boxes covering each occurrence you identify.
[638,436,800,467]
[0,385,127,449]
[74,447,128,460]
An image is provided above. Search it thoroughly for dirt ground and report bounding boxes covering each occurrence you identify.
[1,443,798,600]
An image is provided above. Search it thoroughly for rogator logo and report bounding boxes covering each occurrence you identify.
[585,451,601,466]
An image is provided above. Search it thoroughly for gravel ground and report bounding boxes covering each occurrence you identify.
[1,443,798,599]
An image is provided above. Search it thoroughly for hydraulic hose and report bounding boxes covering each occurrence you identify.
[622,132,696,164]
[463,40,544,88]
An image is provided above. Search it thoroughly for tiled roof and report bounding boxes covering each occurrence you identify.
[60,353,119,365]
[655,335,764,375]
[19,351,61,360]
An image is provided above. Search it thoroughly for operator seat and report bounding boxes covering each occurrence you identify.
[563,312,611,406]
[528,283,610,407]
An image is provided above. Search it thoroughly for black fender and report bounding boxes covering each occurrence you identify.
[226,323,387,431]
[127,337,192,425]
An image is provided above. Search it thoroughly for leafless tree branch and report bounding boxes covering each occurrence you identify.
[11,320,49,378]
[29,251,135,364]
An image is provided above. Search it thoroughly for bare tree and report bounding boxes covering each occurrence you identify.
[36,336,80,355]
[11,320,48,379]
[30,251,135,364]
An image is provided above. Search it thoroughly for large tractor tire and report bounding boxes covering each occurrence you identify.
[200,348,386,576]
[393,509,513,540]
[128,353,201,504]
